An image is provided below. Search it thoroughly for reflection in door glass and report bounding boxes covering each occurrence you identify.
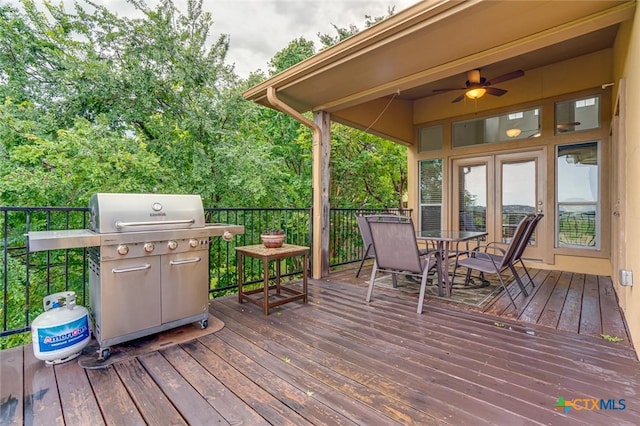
[556,142,599,248]
[458,165,486,232]
[502,161,536,243]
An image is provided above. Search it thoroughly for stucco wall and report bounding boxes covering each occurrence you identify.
[413,49,613,124]
[615,10,640,359]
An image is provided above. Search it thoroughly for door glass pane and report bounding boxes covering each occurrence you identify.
[458,165,486,232]
[501,161,536,243]
[557,143,598,203]
[556,142,599,248]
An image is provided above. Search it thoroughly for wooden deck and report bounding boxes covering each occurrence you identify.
[1,273,639,425]
[334,263,632,344]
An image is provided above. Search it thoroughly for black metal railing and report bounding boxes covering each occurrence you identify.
[0,205,408,347]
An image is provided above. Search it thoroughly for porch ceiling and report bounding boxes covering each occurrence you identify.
[244,0,635,117]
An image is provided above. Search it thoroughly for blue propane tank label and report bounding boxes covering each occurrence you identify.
[36,315,90,352]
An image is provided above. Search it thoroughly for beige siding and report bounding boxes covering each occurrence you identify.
[615,8,640,359]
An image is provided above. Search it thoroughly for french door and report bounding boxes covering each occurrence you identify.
[452,149,546,260]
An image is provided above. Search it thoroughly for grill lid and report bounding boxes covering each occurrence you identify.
[90,193,205,233]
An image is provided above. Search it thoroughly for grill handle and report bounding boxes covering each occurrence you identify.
[169,257,201,265]
[112,264,152,274]
[115,219,196,229]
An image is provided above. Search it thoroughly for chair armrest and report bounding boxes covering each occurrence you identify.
[472,244,506,256]
[419,248,439,258]
[465,250,502,268]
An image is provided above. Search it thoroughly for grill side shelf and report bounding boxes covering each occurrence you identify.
[27,230,100,252]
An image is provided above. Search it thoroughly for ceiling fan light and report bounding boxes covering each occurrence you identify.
[506,128,522,138]
[465,87,486,100]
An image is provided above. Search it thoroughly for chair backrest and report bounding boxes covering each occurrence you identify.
[357,214,407,259]
[365,214,405,222]
[356,215,375,258]
[513,213,544,261]
[367,216,424,274]
[496,214,534,269]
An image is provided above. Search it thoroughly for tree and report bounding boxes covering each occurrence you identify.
[315,6,407,209]
[0,0,294,208]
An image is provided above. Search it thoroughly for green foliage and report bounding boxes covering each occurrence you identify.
[317,7,395,48]
[601,334,623,343]
[262,228,285,235]
[0,1,409,348]
[268,37,315,76]
[0,109,174,206]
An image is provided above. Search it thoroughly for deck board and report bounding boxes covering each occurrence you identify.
[22,342,64,425]
[200,331,358,425]
[580,274,603,337]
[182,339,312,425]
[137,351,229,425]
[537,270,571,328]
[518,269,559,323]
[85,366,146,426]
[1,269,638,425]
[598,276,630,343]
[54,360,105,425]
[159,344,269,425]
[0,346,24,426]
[114,358,187,425]
[556,273,585,333]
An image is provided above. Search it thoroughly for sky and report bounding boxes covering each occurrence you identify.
[6,0,420,78]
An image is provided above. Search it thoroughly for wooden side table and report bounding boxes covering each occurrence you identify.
[236,244,309,315]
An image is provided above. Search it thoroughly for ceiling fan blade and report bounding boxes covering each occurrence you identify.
[432,88,466,93]
[486,69,524,85]
[485,87,507,96]
[452,94,465,103]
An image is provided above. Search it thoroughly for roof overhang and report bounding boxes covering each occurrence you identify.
[244,0,636,143]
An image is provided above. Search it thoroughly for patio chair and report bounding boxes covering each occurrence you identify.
[452,215,534,308]
[355,214,405,278]
[365,216,438,314]
[472,213,544,292]
[511,213,544,288]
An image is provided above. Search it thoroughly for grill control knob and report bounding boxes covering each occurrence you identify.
[167,240,178,250]
[116,245,129,255]
[189,239,199,248]
[144,242,155,253]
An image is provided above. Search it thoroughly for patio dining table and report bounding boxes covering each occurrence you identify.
[417,230,488,297]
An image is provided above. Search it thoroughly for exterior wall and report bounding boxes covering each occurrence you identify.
[614,11,640,358]
[407,52,614,273]
[413,49,613,124]
[332,98,414,145]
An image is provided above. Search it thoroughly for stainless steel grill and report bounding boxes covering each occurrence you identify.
[28,193,244,361]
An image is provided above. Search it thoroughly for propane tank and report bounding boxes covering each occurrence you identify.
[31,291,91,365]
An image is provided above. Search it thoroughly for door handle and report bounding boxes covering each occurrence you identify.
[112,264,152,274]
[169,257,202,265]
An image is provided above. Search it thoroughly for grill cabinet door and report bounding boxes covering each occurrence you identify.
[161,250,209,323]
[98,257,162,339]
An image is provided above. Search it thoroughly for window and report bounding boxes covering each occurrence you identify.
[555,96,600,134]
[419,159,442,231]
[556,142,599,248]
[418,125,443,152]
[452,107,540,147]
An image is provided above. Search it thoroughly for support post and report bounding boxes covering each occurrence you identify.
[313,110,331,278]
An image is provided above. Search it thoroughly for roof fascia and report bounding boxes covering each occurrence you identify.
[317,0,636,112]
[242,0,474,105]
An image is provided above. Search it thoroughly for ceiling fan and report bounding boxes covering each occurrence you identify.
[433,69,525,103]
[556,121,581,132]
